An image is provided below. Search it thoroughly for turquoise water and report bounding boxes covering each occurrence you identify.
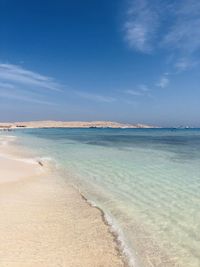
[13,129,200,266]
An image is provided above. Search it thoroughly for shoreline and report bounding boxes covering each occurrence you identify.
[0,120,156,129]
[0,135,126,267]
[79,192,136,267]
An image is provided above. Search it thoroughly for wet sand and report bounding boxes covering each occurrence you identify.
[0,136,125,267]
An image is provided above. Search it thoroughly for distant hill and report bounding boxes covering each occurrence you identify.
[0,121,157,129]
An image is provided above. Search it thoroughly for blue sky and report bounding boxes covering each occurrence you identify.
[0,0,200,126]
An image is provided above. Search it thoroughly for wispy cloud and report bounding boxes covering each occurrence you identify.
[174,58,198,72]
[124,84,150,96]
[0,63,118,107]
[0,63,63,105]
[125,89,143,96]
[123,0,200,100]
[124,0,160,52]
[163,1,200,55]
[75,91,116,103]
[0,82,15,89]
[0,63,62,91]
[138,84,149,92]
[124,1,200,71]
[156,74,169,88]
[0,88,56,106]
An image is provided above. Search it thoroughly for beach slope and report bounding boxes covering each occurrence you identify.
[0,137,124,267]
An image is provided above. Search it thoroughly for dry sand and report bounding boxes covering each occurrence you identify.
[0,136,125,267]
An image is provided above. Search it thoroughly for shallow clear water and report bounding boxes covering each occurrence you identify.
[12,128,200,266]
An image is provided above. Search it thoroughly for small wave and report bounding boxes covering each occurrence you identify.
[0,141,9,146]
[0,150,54,167]
[104,213,138,267]
[0,135,17,145]
[35,156,55,164]
[0,135,17,141]
[20,156,57,167]
[0,153,39,165]
[78,191,138,267]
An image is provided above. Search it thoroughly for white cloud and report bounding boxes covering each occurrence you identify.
[124,0,159,53]
[0,63,117,106]
[174,58,198,72]
[0,88,55,106]
[124,1,200,72]
[0,63,63,105]
[138,84,149,92]
[175,59,189,71]
[156,75,169,88]
[124,84,149,96]
[163,1,200,54]
[0,63,62,91]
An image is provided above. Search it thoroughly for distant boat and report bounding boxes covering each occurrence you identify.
[176,125,190,129]
[16,125,26,128]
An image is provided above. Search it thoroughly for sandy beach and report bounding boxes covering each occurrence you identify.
[0,136,125,267]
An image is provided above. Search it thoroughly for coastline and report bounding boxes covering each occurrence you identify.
[79,192,136,267]
[0,120,156,129]
[0,135,126,267]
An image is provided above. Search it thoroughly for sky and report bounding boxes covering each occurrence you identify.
[0,0,200,126]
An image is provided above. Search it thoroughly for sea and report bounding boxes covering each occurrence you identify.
[9,128,200,267]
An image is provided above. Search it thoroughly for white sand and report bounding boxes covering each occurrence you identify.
[0,136,125,267]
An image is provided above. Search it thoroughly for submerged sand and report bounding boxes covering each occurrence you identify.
[0,136,125,267]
